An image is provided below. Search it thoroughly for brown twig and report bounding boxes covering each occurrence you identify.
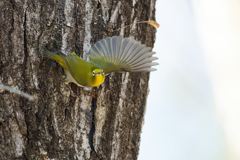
[108,20,160,32]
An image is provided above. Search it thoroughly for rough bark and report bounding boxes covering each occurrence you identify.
[0,0,156,159]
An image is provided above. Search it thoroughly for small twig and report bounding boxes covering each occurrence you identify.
[0,83,37,101]
[108,20,160,32]
[108,21,147,32]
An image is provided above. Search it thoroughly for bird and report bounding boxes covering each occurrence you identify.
[42,36,159,87]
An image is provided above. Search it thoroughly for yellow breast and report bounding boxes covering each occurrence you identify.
[91,75,105,87]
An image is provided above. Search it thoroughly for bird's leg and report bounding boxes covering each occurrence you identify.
[63,71,77,97]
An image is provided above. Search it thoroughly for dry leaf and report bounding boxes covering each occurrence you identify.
[147,20,160,28]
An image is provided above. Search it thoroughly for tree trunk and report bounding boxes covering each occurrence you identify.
[0,0,156,159]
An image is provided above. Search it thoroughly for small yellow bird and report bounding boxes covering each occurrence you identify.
[43,36,158,87]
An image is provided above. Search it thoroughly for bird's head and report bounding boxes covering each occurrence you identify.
[91,68,105,87]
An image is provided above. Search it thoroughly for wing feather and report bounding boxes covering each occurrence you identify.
[116,36,123,64]
[89,36,158,74]
[106,37,112,63]
[111,36,117,64]
[100,39,110,62]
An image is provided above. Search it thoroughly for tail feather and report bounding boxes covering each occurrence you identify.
[42,49,67,69]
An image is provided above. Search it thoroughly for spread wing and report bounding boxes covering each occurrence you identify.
[89,36,159,74]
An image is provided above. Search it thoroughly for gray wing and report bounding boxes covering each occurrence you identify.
[89,36,159,74]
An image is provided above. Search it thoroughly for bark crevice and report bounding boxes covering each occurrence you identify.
[23,9,28,91]
[89,89,98,158]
